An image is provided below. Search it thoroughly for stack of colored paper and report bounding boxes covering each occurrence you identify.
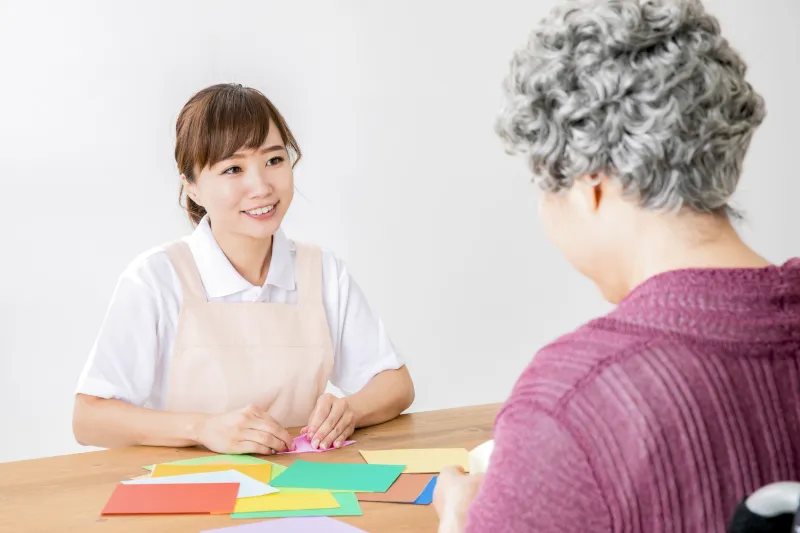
[352,447,472,505]
[102,451,407,520]
[229,460,406,519]
[355,474,437,504]
[99,444,465,524]
[103,459,279,516]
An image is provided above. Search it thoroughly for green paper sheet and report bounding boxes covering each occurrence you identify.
[141,454,270,472]
[270,460,405,492]
[269,465,350,493]
[231,492,362,519]
[269,462,347,492]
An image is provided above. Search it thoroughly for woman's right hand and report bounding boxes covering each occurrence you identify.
[195,404,295,455]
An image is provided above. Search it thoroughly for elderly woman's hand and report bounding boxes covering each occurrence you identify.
[433,466,485,533]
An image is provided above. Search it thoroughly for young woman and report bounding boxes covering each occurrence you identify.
[73,83,415,455]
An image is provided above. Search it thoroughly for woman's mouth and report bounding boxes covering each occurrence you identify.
[243,203,277,220]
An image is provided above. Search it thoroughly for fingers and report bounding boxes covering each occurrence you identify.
[249,418,293,451]
[439,465,465,478]
[238,429,288,454]
[271,423,294,451]
[238,406,293,451]
[306,395,334,443]
[436,466,469,495]
[321,410,355,450]
[233,432,276,456]
[312,399,347,449]
[235,441,274,455]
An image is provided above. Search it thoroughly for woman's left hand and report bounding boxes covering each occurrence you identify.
[433,466,485,533]
[302,393,357,450]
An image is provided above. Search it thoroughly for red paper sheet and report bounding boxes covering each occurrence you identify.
[101,482,239,515]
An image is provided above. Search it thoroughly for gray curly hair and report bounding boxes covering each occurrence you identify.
[496,0,766,215]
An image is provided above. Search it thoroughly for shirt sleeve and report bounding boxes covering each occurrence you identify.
[464,402,612,533]
[75,268,160,406]
[320,252,404,395]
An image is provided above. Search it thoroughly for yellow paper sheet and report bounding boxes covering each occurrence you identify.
[359,448,470,474]
[234,491,339,513]
[151,463,272,483]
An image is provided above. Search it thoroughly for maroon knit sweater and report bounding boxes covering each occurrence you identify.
[466,259,800,533]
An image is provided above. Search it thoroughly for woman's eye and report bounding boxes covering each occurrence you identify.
[223,166,242,175]
[266,156,284,167]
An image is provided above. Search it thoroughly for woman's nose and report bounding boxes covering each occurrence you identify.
[246,167,273,197]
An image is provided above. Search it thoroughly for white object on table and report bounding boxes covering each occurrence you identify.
[469,439,494,474]
[122,469,278,499]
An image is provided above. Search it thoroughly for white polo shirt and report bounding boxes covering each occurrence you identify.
[76,216,404,410]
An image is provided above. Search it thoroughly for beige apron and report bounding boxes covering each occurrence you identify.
[163,240,334,428]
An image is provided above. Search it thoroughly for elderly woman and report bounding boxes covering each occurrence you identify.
[433,1,800,532]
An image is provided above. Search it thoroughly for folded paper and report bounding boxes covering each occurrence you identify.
[276,434,355,455]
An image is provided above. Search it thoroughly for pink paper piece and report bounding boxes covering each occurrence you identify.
[277,434,355,455]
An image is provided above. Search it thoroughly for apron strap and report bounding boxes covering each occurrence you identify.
[294,243,323,307]
[164,241,208,305]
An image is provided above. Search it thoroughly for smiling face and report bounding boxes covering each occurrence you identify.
[174,83,303,235]
[184,123,294,241]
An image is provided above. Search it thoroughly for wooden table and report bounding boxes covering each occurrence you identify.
[0,404,499,533]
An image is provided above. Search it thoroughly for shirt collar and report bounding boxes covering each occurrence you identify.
[266,227,296,291]
[187,215,296,298]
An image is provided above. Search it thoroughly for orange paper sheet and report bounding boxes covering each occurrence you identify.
[101,483,238,515]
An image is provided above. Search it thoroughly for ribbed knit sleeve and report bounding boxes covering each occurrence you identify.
[465,400,611,532]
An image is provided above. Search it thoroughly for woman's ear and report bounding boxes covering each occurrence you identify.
[181,175,200,205]
[570,174,607,216]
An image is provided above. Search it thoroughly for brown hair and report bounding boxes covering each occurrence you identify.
[175,83,302,225]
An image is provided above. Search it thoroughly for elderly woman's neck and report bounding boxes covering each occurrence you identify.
[622,210,771,297]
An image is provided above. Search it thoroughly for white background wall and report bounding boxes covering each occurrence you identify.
[0,0,797,463]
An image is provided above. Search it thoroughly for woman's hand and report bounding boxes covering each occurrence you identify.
[433,466,485,533]
[196,404,295,455]
[302,393,357,450]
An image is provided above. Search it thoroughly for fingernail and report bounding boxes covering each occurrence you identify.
[312,439,320,449]
[334,441,341,448]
